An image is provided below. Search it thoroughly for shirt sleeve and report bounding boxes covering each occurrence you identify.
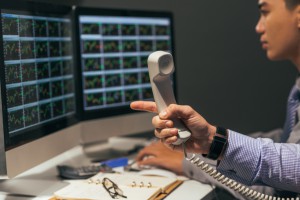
[217,130,300,193]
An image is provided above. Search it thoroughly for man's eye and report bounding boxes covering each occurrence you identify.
[260,10,269,15]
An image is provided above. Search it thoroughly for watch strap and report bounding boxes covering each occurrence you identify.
[205,126,228,160]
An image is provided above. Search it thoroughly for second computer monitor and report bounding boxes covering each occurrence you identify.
[73,7,175,120]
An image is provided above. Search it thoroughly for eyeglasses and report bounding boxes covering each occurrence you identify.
[102,177,127,199]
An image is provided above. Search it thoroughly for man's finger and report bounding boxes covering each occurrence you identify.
[130,101,157,113]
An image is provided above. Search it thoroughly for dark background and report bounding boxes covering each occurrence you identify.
[40,0,297,134]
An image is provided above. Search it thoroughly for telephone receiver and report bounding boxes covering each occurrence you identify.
[147,51,191,145]
[147,51,294,200]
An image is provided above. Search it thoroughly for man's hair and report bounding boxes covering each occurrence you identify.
[285,0,300,9]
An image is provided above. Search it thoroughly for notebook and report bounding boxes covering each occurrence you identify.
[52,172,183,200]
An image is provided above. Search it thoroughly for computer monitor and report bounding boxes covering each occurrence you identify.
[0,1,80,178]
[73,7,176,151]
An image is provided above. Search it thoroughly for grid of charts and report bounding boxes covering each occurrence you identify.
[79,16,172,110]
[2,12,75,134]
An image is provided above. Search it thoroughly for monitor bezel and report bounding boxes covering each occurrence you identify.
[0,1,79,150]
[73,6,177,121]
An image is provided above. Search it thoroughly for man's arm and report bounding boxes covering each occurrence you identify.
[217,131,300,193]
[131,101,299,192]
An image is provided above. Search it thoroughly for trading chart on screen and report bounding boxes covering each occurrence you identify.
[2,11,75,135]
[79,16,172,111]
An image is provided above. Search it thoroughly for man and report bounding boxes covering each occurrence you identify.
[131,0,300,195]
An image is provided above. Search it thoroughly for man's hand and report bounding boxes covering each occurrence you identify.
[136,141,184,175]
[130,101,216,154]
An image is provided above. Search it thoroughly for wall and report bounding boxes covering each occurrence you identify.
[41,0,297,134]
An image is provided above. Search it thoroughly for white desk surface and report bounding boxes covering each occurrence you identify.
[0,145,214,200]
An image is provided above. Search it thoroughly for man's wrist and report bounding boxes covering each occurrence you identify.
[204,126,228,160]
[203,125,216,154]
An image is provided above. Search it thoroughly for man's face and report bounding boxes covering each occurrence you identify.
[256,0,300,62]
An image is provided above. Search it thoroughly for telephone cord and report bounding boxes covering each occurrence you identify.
[182,143,299,200]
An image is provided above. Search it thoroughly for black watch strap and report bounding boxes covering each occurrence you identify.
[205,126,228,160]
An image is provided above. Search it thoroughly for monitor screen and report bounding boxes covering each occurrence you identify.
[0,3,76,149]
[74,8,175,120]
[0,1,79,178]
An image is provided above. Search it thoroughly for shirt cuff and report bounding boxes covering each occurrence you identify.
[217,130,261,185]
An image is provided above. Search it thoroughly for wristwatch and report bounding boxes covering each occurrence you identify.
[205,126,228,160]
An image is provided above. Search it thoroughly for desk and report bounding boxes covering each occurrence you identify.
[0,145,214,200]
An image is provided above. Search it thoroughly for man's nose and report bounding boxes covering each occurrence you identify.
[255,17,265,34]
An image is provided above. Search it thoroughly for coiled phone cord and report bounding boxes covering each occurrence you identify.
[182,143,299,200]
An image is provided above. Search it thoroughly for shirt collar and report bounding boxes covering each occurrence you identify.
[296,76,300,91]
